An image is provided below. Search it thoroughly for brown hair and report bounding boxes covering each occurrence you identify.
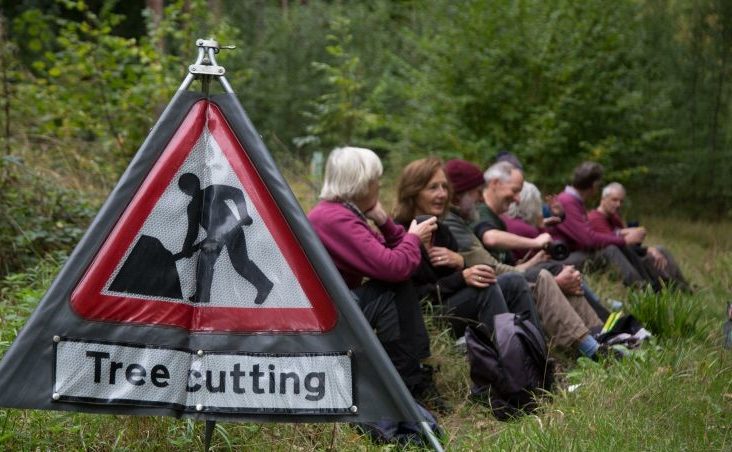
[394,157,451,224]
[572,161,604,190]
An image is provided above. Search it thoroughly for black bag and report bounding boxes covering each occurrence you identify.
[465,312,554,421]
[595,313,651,348]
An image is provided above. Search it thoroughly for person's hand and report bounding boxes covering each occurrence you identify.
[647,246,668,272]
[532,232,553,249]
[428,246,464,269]
[364,201,388,226]
[462,264,496,288]
[408,216,437,244]
[623,227,645,245]
[516,250,549,270]
[554,265,583,295]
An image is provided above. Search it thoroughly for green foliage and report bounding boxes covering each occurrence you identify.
[383,0,675,192]
[627,287,704,339]
[298,17,381,154]
[0,159,95,276]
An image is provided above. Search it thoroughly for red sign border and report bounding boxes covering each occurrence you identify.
[70,101,337,333]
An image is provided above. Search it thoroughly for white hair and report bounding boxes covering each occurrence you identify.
[602,182,626,199]
[319,146,383,202]
[483,161,518,184]
[507,181,543,226]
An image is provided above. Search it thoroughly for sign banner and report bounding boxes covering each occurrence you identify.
[54,339,353,413]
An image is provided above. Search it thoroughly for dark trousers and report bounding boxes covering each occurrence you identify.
[443,273,542,339]
[565,245,659,290]
[352,280,431,391]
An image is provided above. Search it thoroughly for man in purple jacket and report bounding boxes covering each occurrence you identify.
[552,162,656,289]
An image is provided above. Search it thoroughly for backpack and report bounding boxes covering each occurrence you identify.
[595,312,652,348]
[465,312,554,421]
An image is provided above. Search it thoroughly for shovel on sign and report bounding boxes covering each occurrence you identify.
[108,217,252,300]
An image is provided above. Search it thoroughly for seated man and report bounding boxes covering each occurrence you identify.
[589,182,690,291]
[443,159,604,359]
[550,162,660,290]
[503,180,610,319]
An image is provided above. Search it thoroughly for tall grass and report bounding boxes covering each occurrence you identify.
[627,287,704,340]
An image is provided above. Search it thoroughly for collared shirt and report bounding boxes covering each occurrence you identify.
[564,185,582,201]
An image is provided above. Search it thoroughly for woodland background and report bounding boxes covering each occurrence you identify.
[1,0,732,277]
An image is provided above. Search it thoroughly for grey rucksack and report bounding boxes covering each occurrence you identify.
[465,312,554,420]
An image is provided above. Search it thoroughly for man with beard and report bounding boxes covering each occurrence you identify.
[442,159,605,359]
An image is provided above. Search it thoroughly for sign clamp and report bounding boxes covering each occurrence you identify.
[177,38,235,95]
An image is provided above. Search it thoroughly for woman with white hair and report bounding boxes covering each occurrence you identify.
[503,181,562,262]
[308,146,443,408]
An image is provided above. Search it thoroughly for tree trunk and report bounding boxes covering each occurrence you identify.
[208,0,221,22]
[146,0,165,52]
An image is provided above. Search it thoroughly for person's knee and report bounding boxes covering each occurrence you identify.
[497,272,530,292]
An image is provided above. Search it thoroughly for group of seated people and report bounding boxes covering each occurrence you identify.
[307,146,688,415]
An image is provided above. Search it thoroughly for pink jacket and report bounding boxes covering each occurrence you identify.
[308,200,422,289]
[552,190,625,251]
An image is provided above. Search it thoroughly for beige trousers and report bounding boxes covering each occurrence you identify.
[530,269,603,349]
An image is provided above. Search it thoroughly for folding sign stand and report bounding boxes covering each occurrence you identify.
[0,38,443,452]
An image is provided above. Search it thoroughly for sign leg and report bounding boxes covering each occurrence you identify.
[420,421,444,452]
[203,420,216,451]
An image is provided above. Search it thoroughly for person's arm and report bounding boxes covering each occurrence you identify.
[223,185,253,225]
[310,206,422,283]
[181,201,200,257]
[442,213,521,274]
[556,196,625,249]
[479,227,552,251]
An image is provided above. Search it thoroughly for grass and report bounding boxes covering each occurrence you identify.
[0,213,731,450]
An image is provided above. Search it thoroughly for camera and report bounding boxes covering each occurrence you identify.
[545,240,569,261]
[415,214,434,224]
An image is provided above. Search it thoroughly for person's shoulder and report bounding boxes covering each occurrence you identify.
[442,210,464,227]
[308,201,349,223]
[555,191,573,203]
[587,209,604,221]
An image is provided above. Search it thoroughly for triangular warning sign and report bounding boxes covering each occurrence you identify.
[0,88,430,431]
[70,100,336,332]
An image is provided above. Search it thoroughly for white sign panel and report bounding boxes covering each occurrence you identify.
[53,339,353,413]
